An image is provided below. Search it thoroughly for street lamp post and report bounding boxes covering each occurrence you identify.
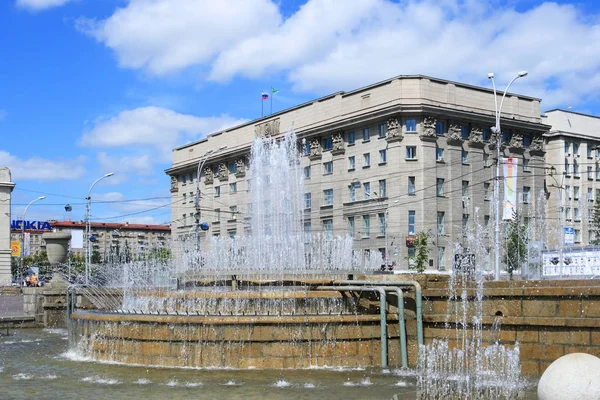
[384,200,399,267]
[194,146,227,251]
[21,196,45,284]
[488,71,528,281]
[85,172,114,285]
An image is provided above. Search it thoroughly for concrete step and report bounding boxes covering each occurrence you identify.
[0,287,21,296]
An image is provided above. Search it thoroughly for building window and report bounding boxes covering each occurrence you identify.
[596,163,600,180]
[574,186,580,200]
[574,160,579,177]
[363,128,371,141]
[408,210,415,235]
[408,176,416,195]
[323,219,333,240]
[523,186,531,204]
[304,222,311,243]
[437,247,446,269]
[588,166,593,180]
[323,161,333,175]
[565,158,570,175]
[363,215,371,238]
[523,157,530,172]
[182,214,187,226]
[483,128,491,141]
[565,207,571,220]
[407,248,416,267]
[461,150,469,164]
[462,181,469,198]
[436,178,444,196]
[406,146,417,160]
[215,208,221,220]
[483,152,489,168]
[304,193,311,209]
[379,149,387,164]
[573,142,580,155]
[322,136,333,151]
[436,120,445,135]
[348,156,356,170]
[378,123,387,138]
[379,179,387,197]
[214,186,221,197]
[229,183,237,193]
[461,124,470,139]
[228,161,237,174]
[348,131,355,145]
[565,185,571,201]
[323,189,334,206]
[379,213,386,236]
[302,142,310,156]
[348,217,355,238]
[462,214,469,237]
[349,183,358,202]
[436,147,445,162]
[437,212,445,235]
[364,182,371,200]
[484,215,490,231]
[363,153,371,167]
[182,174,187,184]
[182,193,187,204]
[484,182,490,200]
[575,229,581,243]
[588,188,594,202]
[588,145,594,158]
[304,166,311,179]
[565,141,571,154]
[575,208,581,221]
[230,206,237,220]
[405,119,417,132]
[522,134,531,147]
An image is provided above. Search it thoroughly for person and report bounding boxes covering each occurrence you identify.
[30,273,38,287]
[25,275,31,287]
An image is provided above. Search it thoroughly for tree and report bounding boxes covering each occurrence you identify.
[591,199,600,245]
[91,250,102,264]
[406,231,431,273]
[503,210,529,280]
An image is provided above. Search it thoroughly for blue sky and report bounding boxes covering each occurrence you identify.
[2,0,600,226]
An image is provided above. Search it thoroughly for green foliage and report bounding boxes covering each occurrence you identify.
[591,200,600,245]
[148,247,171,263]
[91,250,102,264]
[502,210,528,280]
[69,253,85,275]
[406,231,431,273]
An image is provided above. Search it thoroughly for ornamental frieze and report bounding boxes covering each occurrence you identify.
[386,117,403,143]
[203,166,214,185]
[254,118,281,138]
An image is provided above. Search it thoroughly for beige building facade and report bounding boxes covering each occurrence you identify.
[543,109,600,248]
[0,167,15,285]
[166,75,549,271]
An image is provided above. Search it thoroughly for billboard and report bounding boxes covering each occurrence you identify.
[502,157,518,220]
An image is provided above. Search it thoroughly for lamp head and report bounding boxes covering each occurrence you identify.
[105,172,114,178]
[518,71,528,78]
[487,73,494,79]
[38,196,46,200]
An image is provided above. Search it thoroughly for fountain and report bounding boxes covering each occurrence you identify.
[68,130,411,370]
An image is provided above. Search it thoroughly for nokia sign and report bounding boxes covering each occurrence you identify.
[11,220,52,231]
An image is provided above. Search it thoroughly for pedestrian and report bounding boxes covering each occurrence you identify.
[30,273,38,287]
[25,275,31,287]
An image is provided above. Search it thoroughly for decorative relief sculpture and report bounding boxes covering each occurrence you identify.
[509,132,523,150]
[235,158,246,178]
[468,126,484,145]
[386,117,403,142]
[332,133,344,151]
[254,118,281,138]
[170,176,178,192]
[420,116,437,141]
[447,124,462,142]
[217,163,229,181]
[203,167,214,185]
[530,135,545,153]
[309,138,322,159]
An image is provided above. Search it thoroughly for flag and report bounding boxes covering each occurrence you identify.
[261,92,268,100]
[271,88,279,95]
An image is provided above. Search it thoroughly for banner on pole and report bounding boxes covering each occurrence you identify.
[502,157,518,220]
[24,232,30,256]
[11,241,21,257]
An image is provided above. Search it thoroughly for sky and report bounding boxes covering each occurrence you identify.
[2,0,600,226]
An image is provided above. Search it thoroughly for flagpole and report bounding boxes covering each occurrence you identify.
[261,96,264,118]
[270,88,273,115]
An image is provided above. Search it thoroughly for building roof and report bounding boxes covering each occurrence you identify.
[51,221,171,232]
[543,109,600,138]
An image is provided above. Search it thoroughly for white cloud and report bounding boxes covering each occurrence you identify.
[96,152,154,184]
[78,0,280,75]
[82,0,600,109]
[16,0,71,11]
[0,150,86,182]
[80,106,246,161]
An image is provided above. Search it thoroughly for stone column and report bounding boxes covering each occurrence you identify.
[41,231,71,328]
[0,167,15,286]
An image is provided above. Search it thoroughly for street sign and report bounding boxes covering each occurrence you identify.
[453,253,476,276]
[564,227,575,246]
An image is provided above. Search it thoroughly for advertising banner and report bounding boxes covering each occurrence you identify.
[502,157,518,220]
[24,232,30,256]
[11,241,20,257]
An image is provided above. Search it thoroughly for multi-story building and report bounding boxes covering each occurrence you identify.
[11,221,171,262]
[543,109,600,247]
[166,75,548,271]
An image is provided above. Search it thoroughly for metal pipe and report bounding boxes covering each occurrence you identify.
[334,279,423,347]
[390,287,408,369]
[317,286,388,368]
